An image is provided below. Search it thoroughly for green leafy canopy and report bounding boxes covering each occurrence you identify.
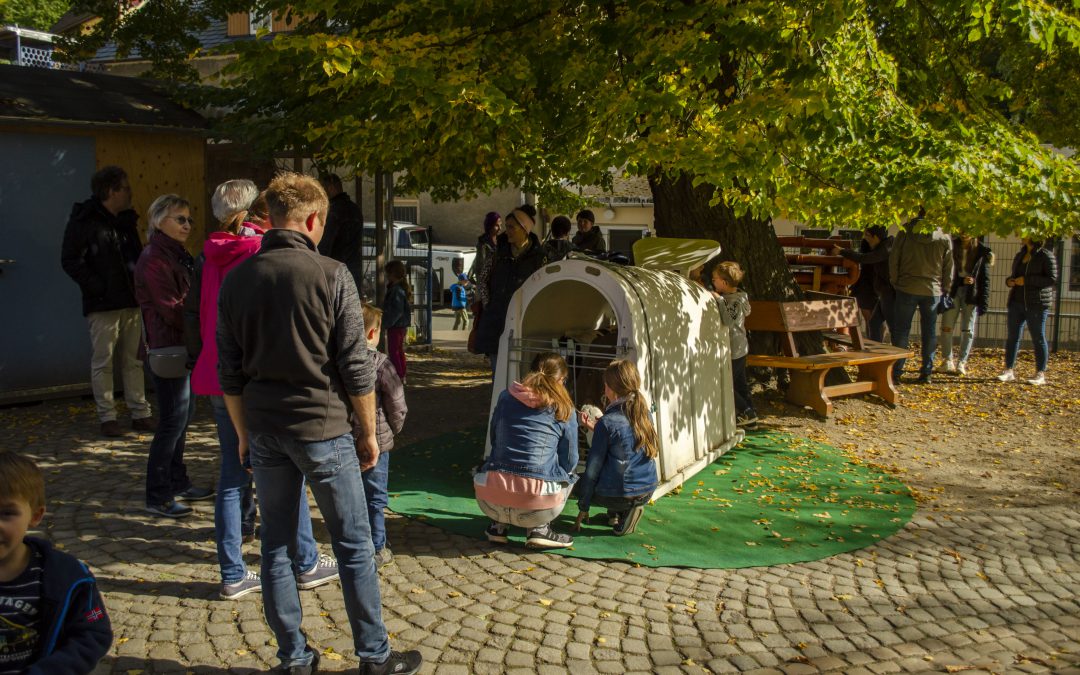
[67,0,1080,237]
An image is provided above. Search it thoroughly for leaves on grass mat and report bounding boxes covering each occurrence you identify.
[388,428,915,569]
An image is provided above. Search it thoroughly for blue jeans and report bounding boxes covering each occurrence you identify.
[210,397,319,584]
[145,373,194,506]
[891,290,939,379]
[940,292,978,363]
[249,431,390,668]
[361,450,390,552]
[1005,301,1050,372]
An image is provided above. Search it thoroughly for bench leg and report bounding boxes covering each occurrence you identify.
[785,369,832,417]
[858,361,900,405]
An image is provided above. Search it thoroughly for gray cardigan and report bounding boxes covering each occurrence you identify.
[717,291,751,360]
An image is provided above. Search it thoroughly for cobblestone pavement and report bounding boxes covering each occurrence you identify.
[2,381,1079,674]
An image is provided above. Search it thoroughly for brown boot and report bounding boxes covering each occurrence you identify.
[100,420,123,437]
[132,417,157,432]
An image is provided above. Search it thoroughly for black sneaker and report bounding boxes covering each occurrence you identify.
[272,648,319,674]
[914,374,933,385]
[484,521,509,544]
[735,411,759,428]
[613,505,644,536]
[175,486,216,501]
[144,500,193,518]
[525,525,573,549]
[360,650,422,675]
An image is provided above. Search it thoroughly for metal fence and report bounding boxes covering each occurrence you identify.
[357,226,434,346]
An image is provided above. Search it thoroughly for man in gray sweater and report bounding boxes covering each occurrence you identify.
[217,173,421,675]
[888,209,955,384]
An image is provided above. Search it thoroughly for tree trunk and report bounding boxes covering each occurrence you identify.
[648,170,829,372]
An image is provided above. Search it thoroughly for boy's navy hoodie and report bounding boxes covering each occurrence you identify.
[20,537,112,675]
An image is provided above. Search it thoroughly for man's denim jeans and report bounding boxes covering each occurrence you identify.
[361,450,390,553]
[249,431,390,668]
[891,290,939,379]
[145,373,194,506]
[210,397,319,584]
[1005,301,1050,372]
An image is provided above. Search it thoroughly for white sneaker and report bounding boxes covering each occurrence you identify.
[1026,372,1047,386]
[956,361,967,376]
[938,358,955,373]
[996,369,1015,382]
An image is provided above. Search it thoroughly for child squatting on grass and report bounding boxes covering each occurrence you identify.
[474,352,579,550]
[711,261,759,428]
[0,452,112,674]
[353,304,408,569]
[574,359,660,536]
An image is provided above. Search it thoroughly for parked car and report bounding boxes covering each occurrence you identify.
[360,222,476,304]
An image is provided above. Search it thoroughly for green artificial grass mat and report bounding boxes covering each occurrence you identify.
[388,428,915,569]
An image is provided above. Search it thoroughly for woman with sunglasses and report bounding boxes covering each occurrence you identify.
[135,195,213,518]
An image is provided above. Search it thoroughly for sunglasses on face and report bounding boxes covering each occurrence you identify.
[170,215,195,225]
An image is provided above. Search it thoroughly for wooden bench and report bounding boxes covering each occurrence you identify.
[744,292,912,417]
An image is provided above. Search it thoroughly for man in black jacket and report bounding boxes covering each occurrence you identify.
[60,166,153,438]
[833,225,895,342]
[217,172,422,675]
[317,173,364,291]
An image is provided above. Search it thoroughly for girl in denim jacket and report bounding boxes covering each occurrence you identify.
[575,359,659,536]
[474,352,579,550]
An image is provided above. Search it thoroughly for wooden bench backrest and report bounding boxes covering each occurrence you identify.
[745,293,862,357]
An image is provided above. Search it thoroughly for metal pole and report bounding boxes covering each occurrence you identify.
[1052,238,1065,353]
[374,170,385,306]
[426,225,434,345]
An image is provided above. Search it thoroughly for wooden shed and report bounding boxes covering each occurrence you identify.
[0,64,207,402]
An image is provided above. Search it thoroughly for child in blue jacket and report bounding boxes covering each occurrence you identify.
[450,273,470,330]
[0,452,112,674]
[574,359,659,536]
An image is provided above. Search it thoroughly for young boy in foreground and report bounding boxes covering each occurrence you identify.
[0,452,112,674]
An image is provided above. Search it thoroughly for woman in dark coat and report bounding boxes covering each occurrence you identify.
[939,234,994,375]
[473,206,547,368]
[135,194,213,518]
[997,236,1057,386]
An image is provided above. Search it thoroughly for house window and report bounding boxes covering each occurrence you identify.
[250,12,273,34]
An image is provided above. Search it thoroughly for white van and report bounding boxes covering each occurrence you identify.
[361,222,476,304]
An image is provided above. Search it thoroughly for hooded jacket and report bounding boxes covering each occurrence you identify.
[716,291,751,360]
[60,198,142,316]
[480,382,579,483]
[1006,244,1058,310]
[134,231,193,353]
[948,239,995,315]
[576,398,659,512]
[889,228,954,297]
[352,349,408,452]
[184,226,264,395]
[21,537,112,675]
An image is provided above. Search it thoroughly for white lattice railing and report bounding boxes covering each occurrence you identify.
[15,46,103,71]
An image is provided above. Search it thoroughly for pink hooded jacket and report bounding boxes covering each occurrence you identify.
[191,226,263,395]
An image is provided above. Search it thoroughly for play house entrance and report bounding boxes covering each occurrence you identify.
[488,254,744,499]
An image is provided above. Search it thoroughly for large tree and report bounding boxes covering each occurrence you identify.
[65,0,1080,303]
[1,0,69,31]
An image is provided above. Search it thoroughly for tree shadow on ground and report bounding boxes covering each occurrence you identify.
[94,655,259,674]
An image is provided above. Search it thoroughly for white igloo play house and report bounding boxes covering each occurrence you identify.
[486,238,745,499]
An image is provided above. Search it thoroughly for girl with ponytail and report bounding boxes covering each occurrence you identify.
[575,359,659,536]
[474,352,579,550]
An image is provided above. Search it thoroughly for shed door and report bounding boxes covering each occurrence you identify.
[0,132,97,400]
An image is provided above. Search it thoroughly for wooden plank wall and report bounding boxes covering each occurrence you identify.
[95,128,207,252]
[7,124,207,253]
